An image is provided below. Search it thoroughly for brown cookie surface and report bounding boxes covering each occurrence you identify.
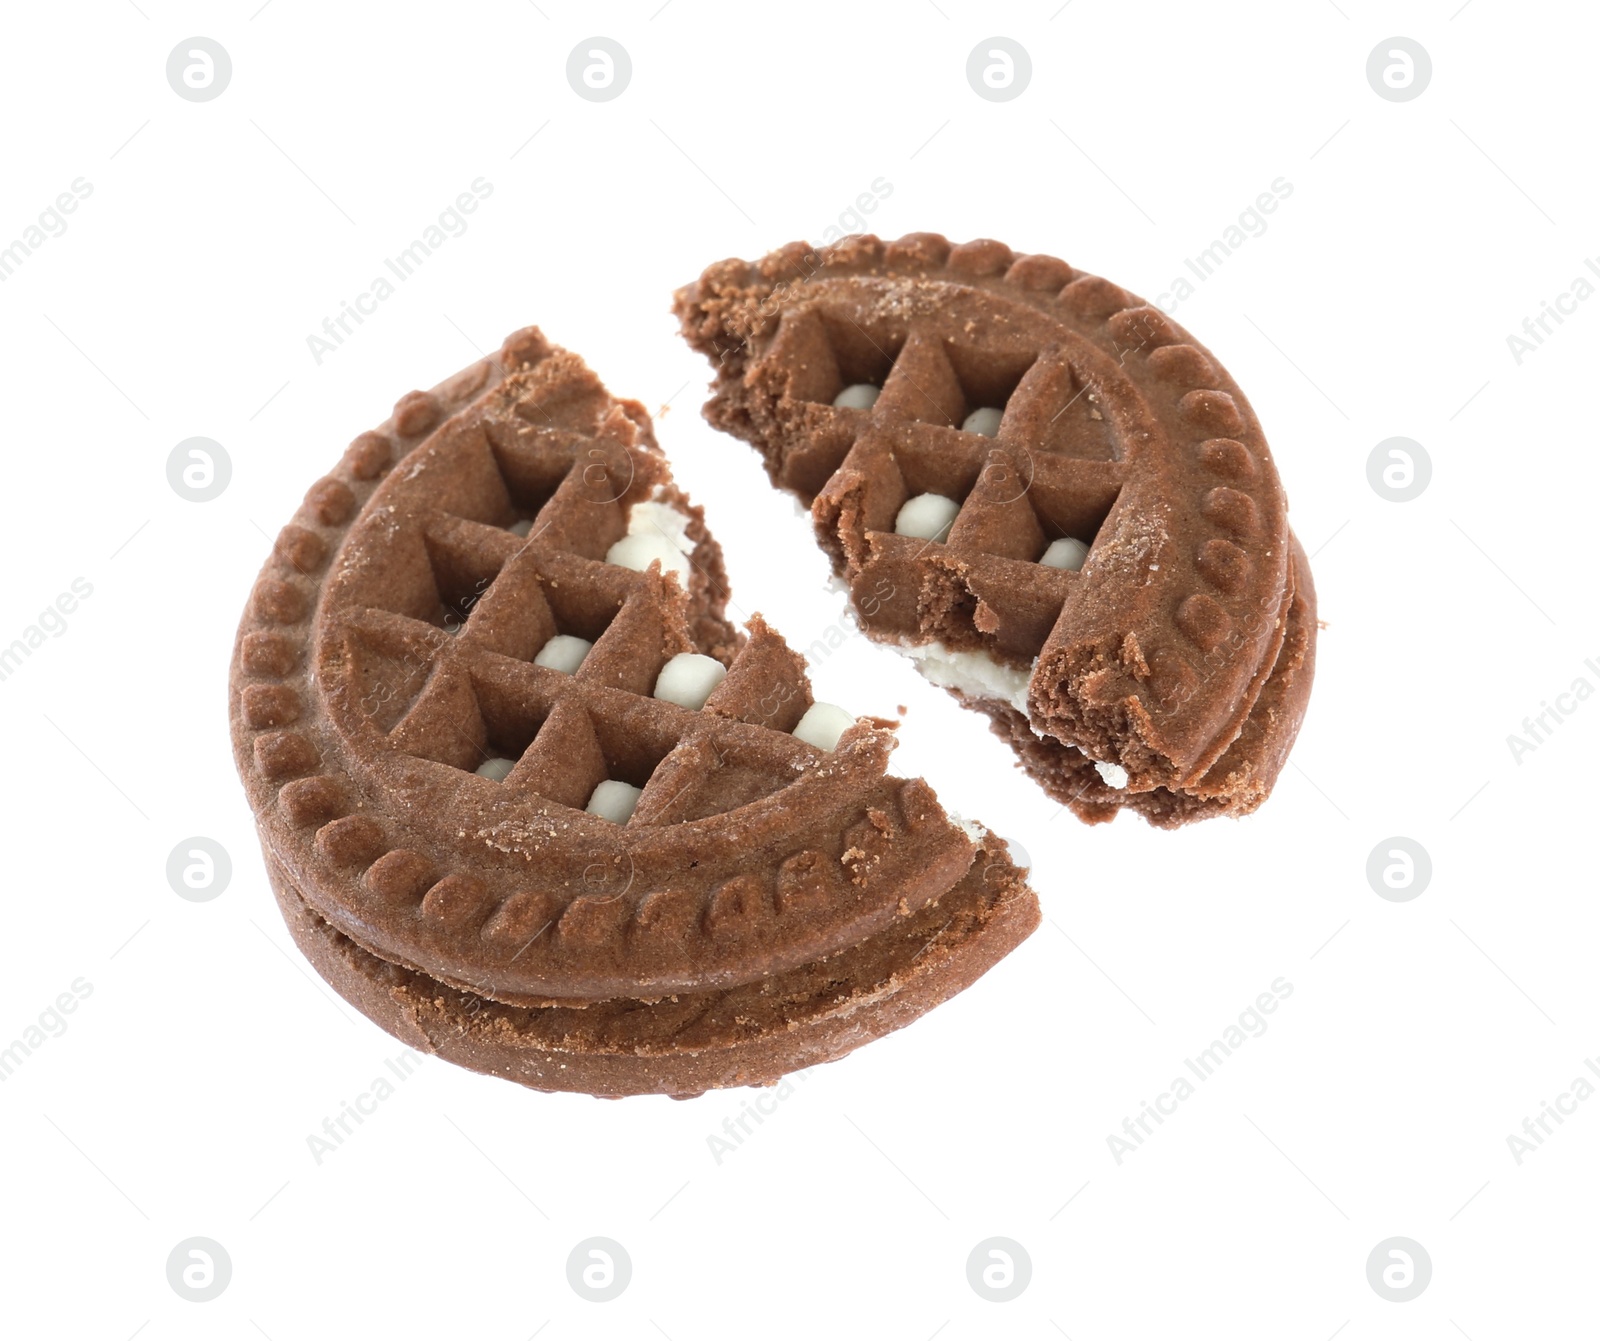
[269,833,1038,1099]
[230,327,1040,1095]
[675,233,1318,825]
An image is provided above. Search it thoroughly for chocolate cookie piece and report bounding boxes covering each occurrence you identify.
[674,233,1318,826]
[229,326,1039,1095]
[269,833,1037,1099]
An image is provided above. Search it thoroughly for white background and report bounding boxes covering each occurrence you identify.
[1,2,1594,1337]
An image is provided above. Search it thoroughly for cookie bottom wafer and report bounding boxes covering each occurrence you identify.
[268,838,1038,1099]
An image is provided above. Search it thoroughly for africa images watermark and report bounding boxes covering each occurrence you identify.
[1505,656,1600,763]
[0,577,95,685]
[814,178,894,249]
[0,978,94,1082]
[306,177,494,365]
[1106,977,1294,1165]
[705,1069,811,1165]
[1152,177,1294,314]
[1505,255,1600,365]
[305,1048,424,1164]
[1505,1051,1600,1165]
[0,178,93,283]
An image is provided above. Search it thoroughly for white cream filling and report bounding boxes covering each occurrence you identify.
[586,779,642,824]
[629,500,693,551]
[945,809,988,845]
[894,493,960,542]
[533,633,592,674]
[1095,760,1129,789]
[654,652,727,710]
[896,640,1034,716]
[833,383,880,410]
[606,501,696,582]
[896,638,1131,789]
[793,701,855,751]
[961,406,1004,437]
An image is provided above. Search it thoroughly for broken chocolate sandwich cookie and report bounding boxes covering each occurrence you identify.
[230,327,1039,1097]
[675,232,1317,827]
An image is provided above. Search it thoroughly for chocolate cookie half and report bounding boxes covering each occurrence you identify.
[675,233,1317,826]
[229,327,1039,1097]
[270,839,1036,1099]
